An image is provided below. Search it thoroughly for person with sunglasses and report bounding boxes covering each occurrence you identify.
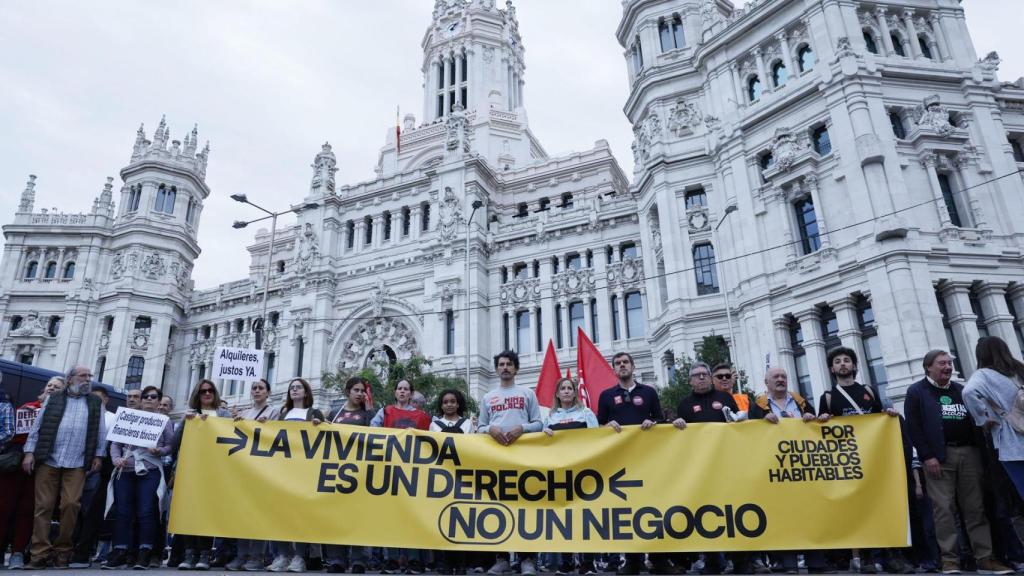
[267,378,323,573]
[102,386,174,570]
[712,363,750,414]
[223,379,279,571]
[174,379,230,570]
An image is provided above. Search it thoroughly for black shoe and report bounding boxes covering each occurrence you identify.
[102,549,129,570]
[580,562,599,575]
[385,559,403,574]
[860,563,878,574]
[618,562,642,576]
[652,559,682,575]
[351,564,367,574]
[407,560,424,574]
[557,561,575,575]
[328,562,348,573]
[134,549,152,570]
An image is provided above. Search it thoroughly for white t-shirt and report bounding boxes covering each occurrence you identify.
[284,408,308,421]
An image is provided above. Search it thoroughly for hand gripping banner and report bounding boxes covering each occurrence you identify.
[169,414,909,552]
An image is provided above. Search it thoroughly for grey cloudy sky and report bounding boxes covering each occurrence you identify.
[1,1,1021,291]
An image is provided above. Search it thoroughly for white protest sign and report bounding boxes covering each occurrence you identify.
[15,407,37,435]
[212,346,264,383]
[107,407,170,449]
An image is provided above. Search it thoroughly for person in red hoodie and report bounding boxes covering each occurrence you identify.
[0,376,66,570]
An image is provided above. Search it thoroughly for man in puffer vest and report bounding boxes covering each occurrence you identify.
[21,365,107,570]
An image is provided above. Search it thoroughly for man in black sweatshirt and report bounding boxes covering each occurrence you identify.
[674,362,739,425]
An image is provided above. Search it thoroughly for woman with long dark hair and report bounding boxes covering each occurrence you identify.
[964,336,1024,497]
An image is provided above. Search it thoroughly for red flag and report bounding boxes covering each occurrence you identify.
[365,385,374,411]
[535,340,561,408]
[576,327,616,409]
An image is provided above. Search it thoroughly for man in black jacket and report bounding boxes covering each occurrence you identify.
[903,349,1012,575]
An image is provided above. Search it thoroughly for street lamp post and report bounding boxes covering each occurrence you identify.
[714,204,739,388]
[232,194,319,350]
[464,199,483,390]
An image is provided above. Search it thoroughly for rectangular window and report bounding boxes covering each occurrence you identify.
[625,291,644,339]
[364,216,373,245]
[569,301,585,346]
[566,253,582,270]
[384,212,392,240]
[620,243,638,260]
[812,126,832,155]
[401,207,411,236]
[266,352,276,384]
[125,355,145,389]
[48,316,61,337]
[790,320,812,399]
[445,310,455,355]
[561,193,574,209]
[502,313,510,351]
[513,263,528,280]
[134,316,152,335]
[890,112,907,140]
[437,95,445,118]
[611,295,621,341]
[1011,137,1024,163]
[96,356,107,382]
[346,220,355,249]
[794,198,821,254]
[535,309,543,352]
[295,337,305,376]
[684,187,707,209]
[555,305,564,348]
[936,289,964,375]
[186,198,196,224]
[421,202,431,231]
[516,310,530,352]
[858,299,889,394]
[693,244,719,295]
[937,174,963,228]
[590,298,599,344]
[819,307,841,351]
[461,87,467,108]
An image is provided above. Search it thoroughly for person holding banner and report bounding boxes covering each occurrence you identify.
[322,377,374,574]
[818,347,914,575]
[370,378,430,574]
[267,378,324,573]
[22,366,106,570]
[102,386,175,570]
[428,388,473,575]
[478,350,543,576]
[543,378,599,576]
[224,378,279,571]
[175,379,230,570]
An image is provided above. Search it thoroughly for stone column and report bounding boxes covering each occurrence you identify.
[777,33,795,78]
[531,306,542,353]
[353,220,365,254]
[1009,285,1024,352]
[372,214,384,249]
[805,176,831,249]
[902,10,922,59]
[616,290,629,340]
[796,309,831,401]
[940,281,980,376]
[410,205,422,240]
[773,318,798,386]
[978,283,1023,358]
[594,258,612,347]
[921,153,952,226]
[754,48,769,94]
[729,63,744,107]
[876,7,894,56]
[928,14,950,61]
[831,297,870,383]
[455,55,463,106]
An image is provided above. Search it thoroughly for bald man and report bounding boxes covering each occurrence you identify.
[749,367,816,422]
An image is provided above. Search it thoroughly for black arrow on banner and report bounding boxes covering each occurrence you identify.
[609,468,643,501]
[216,427,248,455]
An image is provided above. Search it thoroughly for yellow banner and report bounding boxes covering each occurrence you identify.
[169,414,909,552]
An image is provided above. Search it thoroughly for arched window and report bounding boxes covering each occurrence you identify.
[127,185,141,212]
[24,261,38,279]
[125,355,145,389]
[47,316,61,337]
[797,45,816,72]
[693,244,719,295]
[632,36,644,73]
[918,35,933,59]
[44,261,57,279]
[747,76,763,102]
[185,197,197,225]
[863,31,879,55]
[891,34,906,57]
[659,15,684,52]
[812,125,832,155]
[155,185,176,214]
[889,111,906,140]
[771,61,788,88]
[62,261,75,279]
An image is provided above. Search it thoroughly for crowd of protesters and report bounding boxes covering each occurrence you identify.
[3,336,1024,574]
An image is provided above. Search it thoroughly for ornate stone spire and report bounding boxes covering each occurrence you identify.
[310,142,338,194]
[17,174,36,213]
[92,176,115,217]
[153,115,168,149]
[132,123,147,160]
[184,124,198,156]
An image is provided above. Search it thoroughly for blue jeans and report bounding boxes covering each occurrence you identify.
[113,470,160,551]
[1002,460,1024,500]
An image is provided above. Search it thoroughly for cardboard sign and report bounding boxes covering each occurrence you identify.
[212,347,264,383]
[107,407,170,449]
[15,407,37,435]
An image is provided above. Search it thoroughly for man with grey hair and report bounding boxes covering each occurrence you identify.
[673,362,739,426]
[21,365,107,570]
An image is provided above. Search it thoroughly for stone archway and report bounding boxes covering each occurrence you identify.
[333,316,419,372]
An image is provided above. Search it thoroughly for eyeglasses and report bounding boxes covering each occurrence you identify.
[691,373,711,379]
[289,385,305,391]
[713,374,732,380]
[142,394,160,400]
[199,389,215,395]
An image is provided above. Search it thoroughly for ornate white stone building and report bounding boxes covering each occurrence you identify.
[2,0,1023,411]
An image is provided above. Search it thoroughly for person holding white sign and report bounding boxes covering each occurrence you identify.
[102,386,174,570]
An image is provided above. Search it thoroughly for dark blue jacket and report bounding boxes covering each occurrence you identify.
[903,377,977,463]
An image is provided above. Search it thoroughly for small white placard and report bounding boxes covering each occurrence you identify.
[15,407,37,435]
[212,346,264,383]
[107,407,170,449]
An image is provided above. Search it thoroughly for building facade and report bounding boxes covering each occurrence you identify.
[1,0,1023,411]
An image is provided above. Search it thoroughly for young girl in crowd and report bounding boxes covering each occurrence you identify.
[371,379,430,574]
[543,378,599,575]
[176,379,231,570]
[103,386,175,570]
[323,377,374,573]
[268,378,324,573]
[225,379,279,571]
[429,389,473,574]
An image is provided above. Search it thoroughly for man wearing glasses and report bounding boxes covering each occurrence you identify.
[22,365,106,569]
[712,363,749,414]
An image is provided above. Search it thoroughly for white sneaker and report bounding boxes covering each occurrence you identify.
[226,556,246,571]
[521,557,537,575]
[287,556,306,573]
[488,558,512,574]
[267,555,290,572]
[8,552,25,570]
